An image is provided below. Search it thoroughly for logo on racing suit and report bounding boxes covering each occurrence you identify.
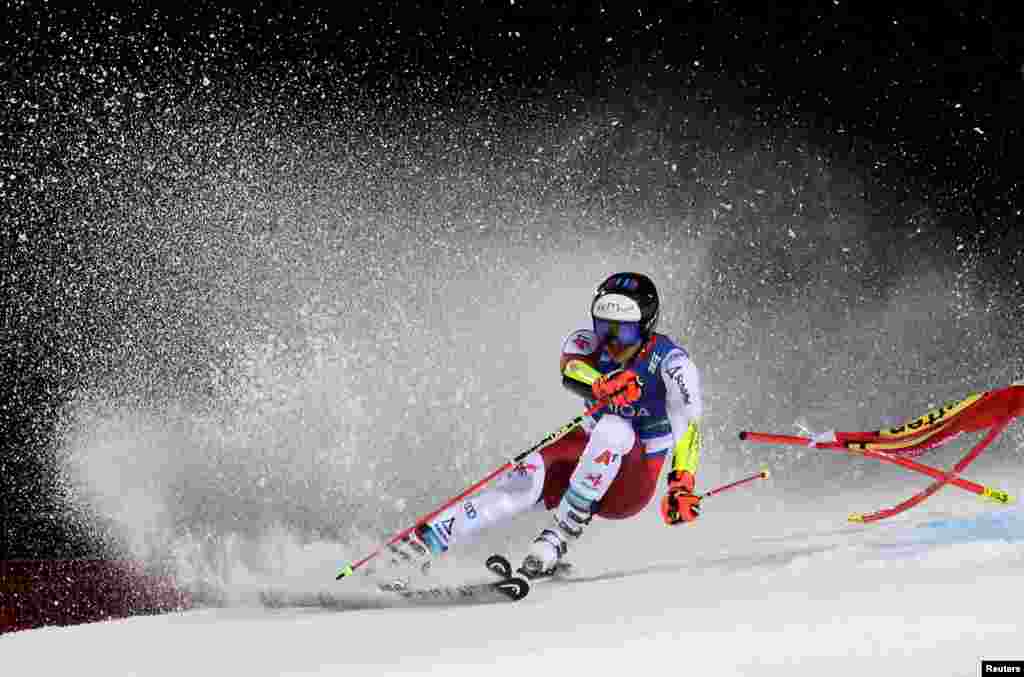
[665,364,691,405]
[573,335,592,351]
[512,461,538,477]
[606,404,651,418]
[584,473,604,489]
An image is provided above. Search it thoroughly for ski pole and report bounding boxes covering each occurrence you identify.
[336,399,608,580]
[700,469,771,500]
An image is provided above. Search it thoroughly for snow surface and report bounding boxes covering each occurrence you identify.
[8,52,1024,674]
[6,465,1023,677]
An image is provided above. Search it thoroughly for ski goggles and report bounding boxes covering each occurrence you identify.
[593,318,643,345]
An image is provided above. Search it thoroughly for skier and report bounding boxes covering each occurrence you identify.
[403,272,705,578]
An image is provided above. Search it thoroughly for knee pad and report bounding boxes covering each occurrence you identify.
[491,450,546,505]
[569,417,631,504]
[589,414,636,455]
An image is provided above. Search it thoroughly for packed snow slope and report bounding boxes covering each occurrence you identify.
[6,464,1024,676]
[8,23,1024,676]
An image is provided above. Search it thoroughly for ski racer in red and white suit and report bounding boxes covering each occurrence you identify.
[417,273,704,577]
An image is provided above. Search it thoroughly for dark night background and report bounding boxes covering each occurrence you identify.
[2,1,1021,571]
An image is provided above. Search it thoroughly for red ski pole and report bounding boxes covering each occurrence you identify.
[700,469,771,500]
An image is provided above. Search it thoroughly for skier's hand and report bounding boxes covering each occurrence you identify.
[660,470,701,525]
[592,369,642,407]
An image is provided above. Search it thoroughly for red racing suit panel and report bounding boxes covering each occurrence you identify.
[538,428,666,519]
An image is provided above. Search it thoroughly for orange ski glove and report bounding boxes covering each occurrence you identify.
[591,369,643,408]
[660,470,701,525]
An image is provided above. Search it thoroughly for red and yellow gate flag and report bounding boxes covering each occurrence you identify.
[739,383,1024,522]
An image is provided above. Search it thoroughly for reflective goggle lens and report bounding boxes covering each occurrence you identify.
[593,319,642,344]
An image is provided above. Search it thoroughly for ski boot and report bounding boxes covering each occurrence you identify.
[519,528,567,579]
[520,490,592,578]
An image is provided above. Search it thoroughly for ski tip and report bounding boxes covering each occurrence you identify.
[847,513,865,523]
[336,564,355,580]
[486,554,514,579]
[495,577,530,601]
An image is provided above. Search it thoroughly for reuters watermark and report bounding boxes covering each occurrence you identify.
[983,661,1024,675]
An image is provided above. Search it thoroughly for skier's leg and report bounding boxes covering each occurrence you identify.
[417,450,549,554]
[523,414,636,576]
[416,428,591,554]
[555,414,635,531]
[537,427,590,508]
[595,446,666,519]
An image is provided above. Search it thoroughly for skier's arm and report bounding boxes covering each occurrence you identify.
[662,349,704,479]
[660,349,704,525]
[560,330,602,399]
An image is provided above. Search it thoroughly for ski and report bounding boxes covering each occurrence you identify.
[486,553,515,578]
[379,574,529,604]
[486,553,571,584]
